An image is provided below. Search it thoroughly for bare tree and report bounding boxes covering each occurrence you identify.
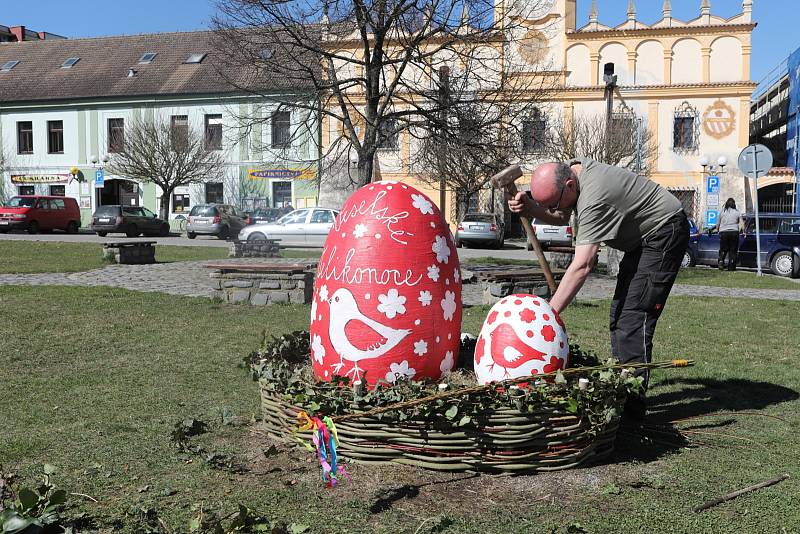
[212,0,553,189]
[540,113,656,173]
[0,143,14,203]
[108,118,227,220]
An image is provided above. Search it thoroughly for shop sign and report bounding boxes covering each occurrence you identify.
[10,174,71,184]
[248,168,316,181]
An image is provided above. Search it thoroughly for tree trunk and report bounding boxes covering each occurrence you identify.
[357,152,375,186]
[159,189,172,221]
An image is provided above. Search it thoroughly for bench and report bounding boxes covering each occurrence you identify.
[205,261,318,305]
[228,239,282,258]
[102,241,157,264]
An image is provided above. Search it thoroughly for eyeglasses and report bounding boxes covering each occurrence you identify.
[548,184,565,211]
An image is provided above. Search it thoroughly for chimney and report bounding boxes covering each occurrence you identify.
[9,26,25,42]
[700,0,711,24]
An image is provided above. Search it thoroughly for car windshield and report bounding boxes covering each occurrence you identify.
[463,214,494,223]
[6,197,35,208]
[94,205,120,216]
[190,205,218,217]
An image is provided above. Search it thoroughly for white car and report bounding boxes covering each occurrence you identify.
[530,218,573,249]
[237,208,339,247]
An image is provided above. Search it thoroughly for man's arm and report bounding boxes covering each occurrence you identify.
[507,192,571,225]
[548,243,599,314]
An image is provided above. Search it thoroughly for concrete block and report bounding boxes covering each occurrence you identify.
[280,281,297,290]
[229,290,251,303]
[223,280,254,288]
[259,281,281,290]
[489,282,513,298]
[269,291,290,303]
[250,292,269,306]
[289,289,307,304]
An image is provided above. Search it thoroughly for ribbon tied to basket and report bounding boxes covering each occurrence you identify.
[296,411,349,488]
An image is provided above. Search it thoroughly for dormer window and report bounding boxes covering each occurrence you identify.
[138,52,157,64]
[184,53,206,64]
[61,57,80,68]
[1,60,19,72]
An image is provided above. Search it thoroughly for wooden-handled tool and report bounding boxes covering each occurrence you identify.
[491,165,558,295]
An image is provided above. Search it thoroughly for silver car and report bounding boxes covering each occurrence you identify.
[187,204,247,240]
[531,218,573,249]
[454,213,504,249]
[238,208,339,247]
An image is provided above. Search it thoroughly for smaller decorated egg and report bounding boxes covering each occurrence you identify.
[474,294,569,384]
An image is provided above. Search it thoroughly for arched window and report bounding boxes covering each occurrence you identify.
[521,109,546,153]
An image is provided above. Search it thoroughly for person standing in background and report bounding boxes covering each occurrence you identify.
[715,198,745,271]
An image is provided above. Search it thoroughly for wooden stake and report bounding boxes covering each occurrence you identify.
[693,474,790,512]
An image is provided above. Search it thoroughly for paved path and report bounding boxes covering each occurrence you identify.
[2,260,799,304]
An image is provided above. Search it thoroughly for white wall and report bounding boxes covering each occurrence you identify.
[671,38,702,84]
[635,40,664,85]
[710,36,743,83]
[598,42,631,85]
[566,44,591,86]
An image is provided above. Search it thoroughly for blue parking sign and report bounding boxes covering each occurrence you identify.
[706,176,720,193]
[94,169,104,187]
[706,210,718,227]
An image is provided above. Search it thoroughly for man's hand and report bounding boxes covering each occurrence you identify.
[507,191,532,217]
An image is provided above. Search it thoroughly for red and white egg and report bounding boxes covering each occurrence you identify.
[474,294,569,384]
[310,181,462,386]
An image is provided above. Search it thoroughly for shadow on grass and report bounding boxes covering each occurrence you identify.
[612,377,799,464]
[369,473,479,513]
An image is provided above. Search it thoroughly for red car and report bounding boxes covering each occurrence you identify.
[0,195,81,234]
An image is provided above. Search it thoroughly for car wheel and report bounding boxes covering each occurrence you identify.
[66,221,79,234]
[248,232,267,242]
[126,224,139,238]
[187,232,196,239]
[159,223,170,237]
[218,226,230,240]
[770,251,794,277]
[27,221,39,234]
[96,231,107,237]
[680,250,694,268]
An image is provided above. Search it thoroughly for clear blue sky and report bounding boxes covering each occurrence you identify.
[2,0,796,83]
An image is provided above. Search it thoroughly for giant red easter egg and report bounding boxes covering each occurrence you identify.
[310,181,462,385]
[474,294,568,384]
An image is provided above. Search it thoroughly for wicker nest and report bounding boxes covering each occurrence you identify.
[251,331,636,474]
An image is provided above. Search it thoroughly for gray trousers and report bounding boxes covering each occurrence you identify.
[609,212,690,389]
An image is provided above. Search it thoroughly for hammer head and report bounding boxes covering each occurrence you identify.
[490,165,523,190]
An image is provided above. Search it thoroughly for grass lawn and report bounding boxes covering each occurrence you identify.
[676,267,800,290]
[0,241,320,274]
[1,286,798,533]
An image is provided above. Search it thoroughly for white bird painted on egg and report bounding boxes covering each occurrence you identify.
[327,287,411,381]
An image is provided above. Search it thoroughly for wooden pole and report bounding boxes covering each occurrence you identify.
[693,474,790,512]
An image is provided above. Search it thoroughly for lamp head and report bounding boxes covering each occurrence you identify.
[102,155,110,164]
[717,155,728,167]
[698,155,710,167]
[90,155,99,165]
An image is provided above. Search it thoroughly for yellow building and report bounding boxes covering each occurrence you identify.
[320,0,757,228]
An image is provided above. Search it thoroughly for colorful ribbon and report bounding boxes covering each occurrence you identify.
[296,411,349,487]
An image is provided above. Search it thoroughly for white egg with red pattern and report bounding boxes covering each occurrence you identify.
[474,294,569,384]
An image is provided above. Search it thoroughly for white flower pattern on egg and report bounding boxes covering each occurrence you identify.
[440,350,454,376]
[312,334,325,364]
[411,194,434,215]
[414,340,428,356]
[385,360,416,383]
[427,264,440,281]
[353,223,368,239]
[432,235,450,264]
[441,291,456,321]
[418,290,432,306]
[377,288,406,319]
[319,284,329,302]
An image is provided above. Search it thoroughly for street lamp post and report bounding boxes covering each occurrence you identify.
[89,154,109,207]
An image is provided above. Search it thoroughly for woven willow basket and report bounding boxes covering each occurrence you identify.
[259,380,624,474]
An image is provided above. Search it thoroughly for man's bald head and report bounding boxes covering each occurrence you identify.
[530,162,575,208]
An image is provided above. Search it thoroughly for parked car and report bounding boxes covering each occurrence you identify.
[187,204,247,240]
[686,212,800,277]
[0,196,81,234]
[454,213,504,249]
[529,218,573,249]
[238,208,339,247]
[245,207,286,226]
[681,218,702,267]
[91,205,170,237]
